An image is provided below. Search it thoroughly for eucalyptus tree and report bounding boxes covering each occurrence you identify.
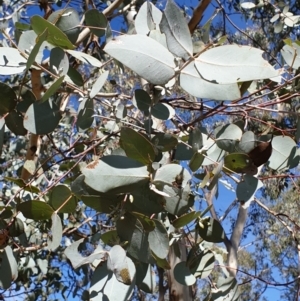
[0,0,299,301]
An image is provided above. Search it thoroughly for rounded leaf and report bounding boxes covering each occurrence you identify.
[48,184,77,213]
[18,200,54,221]
[85,9,107,37]
[24,100,61,135]
[173,261,196,286]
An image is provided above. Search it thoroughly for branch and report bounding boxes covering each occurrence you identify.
[188,0,212,34]
[226,203,248,277]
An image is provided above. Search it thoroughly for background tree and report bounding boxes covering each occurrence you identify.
[0,0,299,301]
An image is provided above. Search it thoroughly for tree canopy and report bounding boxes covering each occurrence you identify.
[0,0,300,300]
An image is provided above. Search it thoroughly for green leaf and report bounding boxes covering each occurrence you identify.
[7,218,24,237]
[189,152,205,172]
[132,89,152,112]
[18,200,54,220]
[0,246,18,289]
[131,212,156,232]
[101,230,119,246]
[24,100,61,134]
[104,34,176,85]
[4,177,40,193]
[47,213,62,251]
[85,9,107,37]
[198,217,225,243]
[189,127,203,153]
[76,98,94,131]
[160,0,193,60]
[40,76,65,103]
[0,82,17,115]
[48,184,77,213]
[236,175,263,202]
[151,103,175,120]
[66,66,84,86]
[48,8,81,44]
[148,219,169,259]
[120,127,156,165]
[89,70,109,98]
[173,261,196,286]
[81,195,120,213]
[26,28,48,71]
[5,110,27,136]
[224,153,257,174]
[172,211,201,228]
[82,155,149,194]
[127,222,152,263]
[31,15,75,49]
[0,47,27,75]
[195,45,279,84]
[151,133,178,152]
[180,62,240,101]
[151,252,171,269]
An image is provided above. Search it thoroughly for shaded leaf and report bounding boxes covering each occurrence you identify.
[24,100,61,135]
[0,246,18,289]
[198,217,225,242]
[18,200,54,220]
[85,9,107,37]
[120,127,155,165]
[172,211,201,228]
[148,219,169,259]
[173,261,196,286]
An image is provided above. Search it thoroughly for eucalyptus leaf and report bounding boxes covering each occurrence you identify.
[104,35,176,85]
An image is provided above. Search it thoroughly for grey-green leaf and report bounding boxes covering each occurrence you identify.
[82,156,149,194]
[148,219,169,259]
[160,0,193,60]
[0,246,18,289]
[104,34,175,85]
[180,62,240,101]
[195,45,280,84]
[47,213,62,251]
[0,47,26,75]
[90,70,109,98]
